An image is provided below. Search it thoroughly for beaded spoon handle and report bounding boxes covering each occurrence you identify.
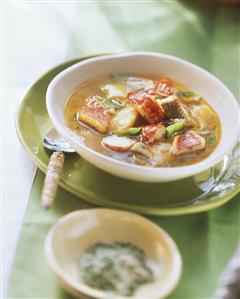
[41,128,75,208]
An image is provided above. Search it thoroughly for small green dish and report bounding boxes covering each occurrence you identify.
[15,56,240,216]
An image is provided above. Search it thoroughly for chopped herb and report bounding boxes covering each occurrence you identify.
[95,95,106,102]
[104,99,122,109]
[206,134,216,145]
[154,95,162,101]
[79,242,153,296]
[95,95,122,110]
[177,91,194,97]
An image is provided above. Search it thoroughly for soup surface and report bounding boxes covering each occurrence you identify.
[65,75,221,167]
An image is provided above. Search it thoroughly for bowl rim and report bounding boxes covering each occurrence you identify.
[44,208,182,299]
[46,51,240,180]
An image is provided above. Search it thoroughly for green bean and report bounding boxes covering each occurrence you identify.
[165,121,185,138]
[114,127,142,136]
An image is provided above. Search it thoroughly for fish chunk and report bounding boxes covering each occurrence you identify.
[139,124,166,144]
[171,130,206,155]
[147,77,174,99]
[78,101,111,134]
[102,83,127,97]
[157,97,184,119]
[102,135,135,151]
[128,91,165,124]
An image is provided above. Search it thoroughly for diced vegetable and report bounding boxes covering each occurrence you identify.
[110,104,138,131]
[102,83,127,97]
[114,127,142,137]
[128,91,165,124]
[102,135,135,151]
[171,130,206,155]
[131,142,151,157]
[165,121,185,138]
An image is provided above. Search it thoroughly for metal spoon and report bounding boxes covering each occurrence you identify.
[41,128,75,208]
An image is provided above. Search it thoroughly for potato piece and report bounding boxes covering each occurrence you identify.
[110,104,138,131]
[178,92,201,103]
[126,77,155,92]
[150,142,171,155]
[102,135,135,151]
[102,83,127,98]
[112,76,155,93]
[78,103,111,134]
[131,142,152,157]
[191,105,217,129]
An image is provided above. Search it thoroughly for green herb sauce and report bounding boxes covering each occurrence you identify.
[79,242,153,296]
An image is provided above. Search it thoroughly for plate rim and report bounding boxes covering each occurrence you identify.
[15,55,240,216]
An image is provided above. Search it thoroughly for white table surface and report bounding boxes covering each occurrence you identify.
[2,3,78,296]
[2,1,127,295]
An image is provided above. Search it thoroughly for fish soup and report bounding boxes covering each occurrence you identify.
[64,75,221,167]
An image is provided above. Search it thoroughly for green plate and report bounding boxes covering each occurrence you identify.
[15,56,240,216]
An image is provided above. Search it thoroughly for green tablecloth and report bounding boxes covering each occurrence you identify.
[8,1,240,298]
[7,171,240,299]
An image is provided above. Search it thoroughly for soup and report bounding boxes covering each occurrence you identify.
[64,75,221,167]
